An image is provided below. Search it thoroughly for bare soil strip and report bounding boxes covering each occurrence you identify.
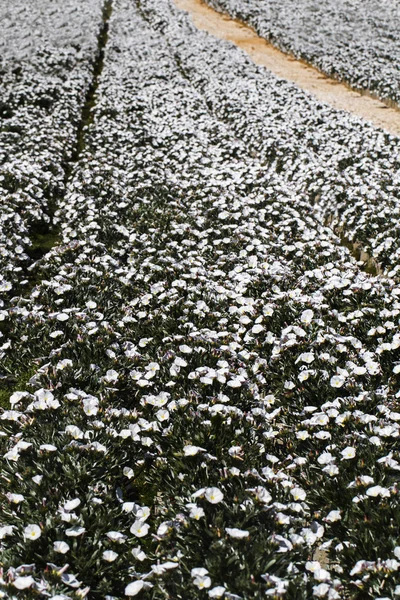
[174,0,400,137]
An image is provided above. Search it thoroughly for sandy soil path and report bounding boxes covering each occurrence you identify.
[174,0,400,137]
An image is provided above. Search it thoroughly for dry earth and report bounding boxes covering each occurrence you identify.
[174,0,400,137]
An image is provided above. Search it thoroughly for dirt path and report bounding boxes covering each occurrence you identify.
[174,0,400,137]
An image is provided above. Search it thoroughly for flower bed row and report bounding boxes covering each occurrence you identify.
[2,1,400,598]
[143,0,400,273]
[204,0,400,106]
[0,0,104,299]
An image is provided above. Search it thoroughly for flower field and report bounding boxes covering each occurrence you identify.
[205,0,400,106]
[1,0,400,598]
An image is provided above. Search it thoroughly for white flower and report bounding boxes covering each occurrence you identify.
[4,447,20,461]
[369,436,382,446]
[298,370,312,382]
[318,452,334,465]
[106,531,127,543]
[15,440,32,451]
[227,378,242,388]
[299,352,315,364]
[132,546,147,561]
[82,398,99,416]
[228,446,242,457]
[385,559,399,571]
[205,487,224,504]
[225,527,249,539]
[9,391,27,406]
[322,464,339,476]
[104,369,119,383]
[124,467,135,479]
[313,583,330,597]
[349,560,366,575]
[330,375,345,388]
[301,309,314,325]
[252,324,264,334]
[24,524,41,540]
[103,550,118,562]
[184,445,206,456]
[49,330,64,338]
[366,485,390,498]
[54,541,70,554]
[125,581,144,596]
[291,488,306,501]
[136,506,150,521]
[359,475,374,485]
[56,359,73,371]
[152,561,179,575]
[65,425,84,439]
[194,576,212,589]
[191,568,209,577]
[324,510,341,522]
[251,486,272,504]
[189,505,205,520]
[13,576,35,590]
[0,525,14,539]
[156,409,169,422]
[314,431,331,440]
[306,561,321,573]
[276,512,291,525]
[179,344,192,353]
[40,444,57,452]
[341,447,356,460]
[65,526,86,537]
[208,587,226,598]
[157,521,171,537]
[62,573,82,588]
[366,361,380,375]
[64,498,81,511]
[56,312,69,321]
[314,568,331,582]
[34,388,55,403]
[130,521,150,537]
[7,493,24,504]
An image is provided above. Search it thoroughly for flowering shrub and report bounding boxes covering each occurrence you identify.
[205,0,400,106]
[1,0,400,598]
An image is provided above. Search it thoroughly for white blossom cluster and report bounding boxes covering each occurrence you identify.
[1,0,400,599]
[0,0,104,297]
[205,0,400,105]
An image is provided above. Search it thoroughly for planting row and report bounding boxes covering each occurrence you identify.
[2,1,400,598]
[0,0,104,298]
[145,0,400,274]
[205,0,400,105]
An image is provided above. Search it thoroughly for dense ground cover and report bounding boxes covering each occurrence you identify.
[1,0,400,599]
[0,0,104,299]
[149,1,400,272]
[205,0,400,106]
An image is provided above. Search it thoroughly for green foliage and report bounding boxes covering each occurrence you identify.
[0,364,38,409]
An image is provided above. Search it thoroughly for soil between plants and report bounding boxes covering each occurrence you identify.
[174,0,400,137]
